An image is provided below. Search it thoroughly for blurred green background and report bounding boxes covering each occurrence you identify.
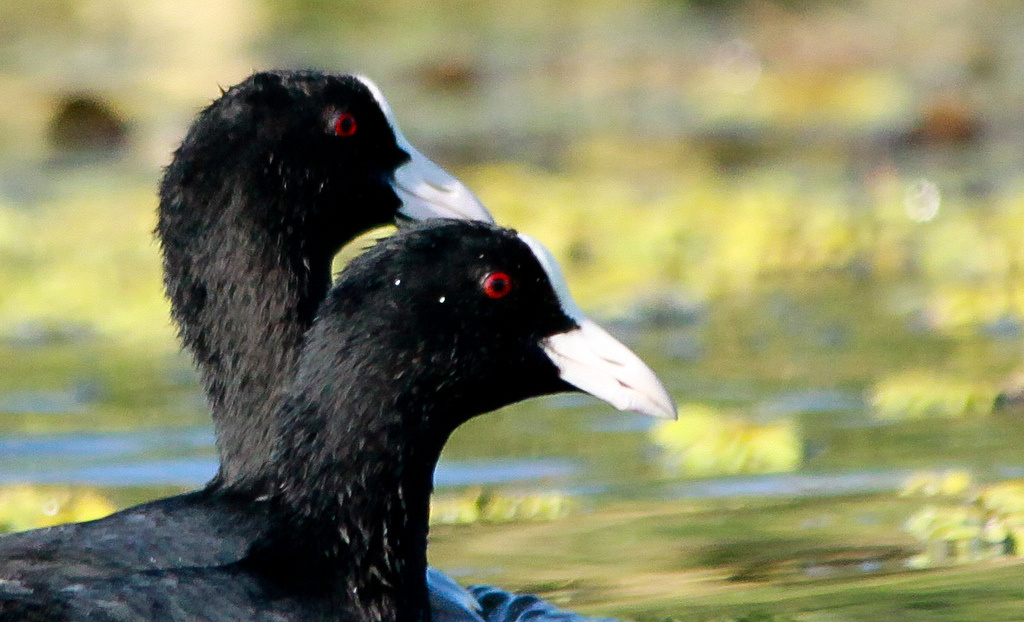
[4,0,1024,619]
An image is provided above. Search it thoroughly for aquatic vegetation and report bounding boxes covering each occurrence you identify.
[649,404,802,478]
[0,182,173,351]
[463,161,864,310]
[902,474,1024,568]
[869,371,998,420]
[0,484,117,533]
[903,505,1017,569]
[429,487,577,526]
[5,150,1024,349]
[978,481,1024,517]
[899,469,973,498]
[904,503,1010,568]
[457,156,1024,339]
[2,0,1024,616]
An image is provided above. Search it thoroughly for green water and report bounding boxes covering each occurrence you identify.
[5,0,1024,618]
[5,277,1024,619]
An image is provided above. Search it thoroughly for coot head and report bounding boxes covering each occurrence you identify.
[296,220,676,438]
[160,70,490,253]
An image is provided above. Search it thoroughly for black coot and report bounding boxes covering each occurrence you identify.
[0,71,625,622]
[0,220,675,621]
[0,71,500,614]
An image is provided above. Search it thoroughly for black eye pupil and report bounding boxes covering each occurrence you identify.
[483,273,512,299]
[335,113,357,136]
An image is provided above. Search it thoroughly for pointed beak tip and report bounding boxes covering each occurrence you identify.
[638,396,678,421]
[625,367,677,421]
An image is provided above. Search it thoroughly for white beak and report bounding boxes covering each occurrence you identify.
[356,75,495,224]
[392,141,494,223]
[516,232,677,421]
[542,319,677,420]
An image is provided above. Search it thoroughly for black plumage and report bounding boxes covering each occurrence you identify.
[0,72,675,622]
[0,70,499,617]
[0,221,638,622]
[159,70,411,485]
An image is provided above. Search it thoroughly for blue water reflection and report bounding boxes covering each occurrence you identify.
[0,430,581,489]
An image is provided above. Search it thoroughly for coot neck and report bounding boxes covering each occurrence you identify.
[159,186,340,489]
[250,360,456,622]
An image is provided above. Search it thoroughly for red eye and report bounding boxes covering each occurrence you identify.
[482,272,512,299]
[334,113,357,137]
